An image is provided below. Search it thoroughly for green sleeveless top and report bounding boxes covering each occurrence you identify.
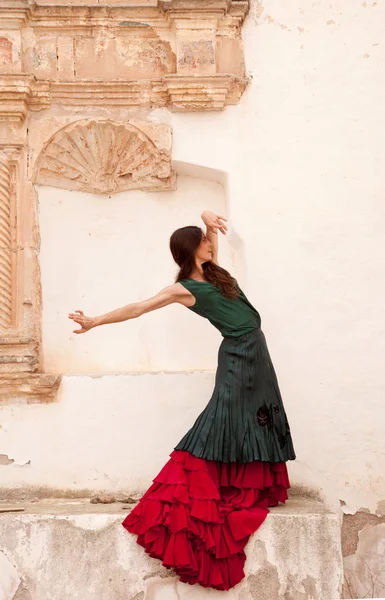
[179,278,261,338]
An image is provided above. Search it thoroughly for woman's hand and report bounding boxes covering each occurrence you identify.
[201,210,228,235]
[68,310,97,334]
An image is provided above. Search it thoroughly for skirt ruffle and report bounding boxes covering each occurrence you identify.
[122,450,290,590]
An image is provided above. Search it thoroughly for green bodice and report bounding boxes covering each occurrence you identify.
[179,278,261,338]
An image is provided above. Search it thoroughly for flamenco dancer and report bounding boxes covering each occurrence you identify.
[68,210,296,591]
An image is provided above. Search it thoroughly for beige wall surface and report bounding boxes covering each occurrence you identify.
[1,1,384,523]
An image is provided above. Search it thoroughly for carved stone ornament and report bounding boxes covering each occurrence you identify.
[0,1,249,117]
[0,0,250,403]
[34,120,175,194]
[0,148,62,403]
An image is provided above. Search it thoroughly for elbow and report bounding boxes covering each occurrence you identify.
[130,303,143,320]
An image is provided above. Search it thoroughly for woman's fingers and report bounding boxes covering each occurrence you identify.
[68,311,95,334]
[69,316,84,323]
[215,218,227,234]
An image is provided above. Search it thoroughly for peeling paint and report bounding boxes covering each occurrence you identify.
[247,564,280,599]
[301,575,318,599]
[250,1,265,22]
[0,454,14,466]
[0,38,12,66]
[143,569,173,581]
[343,521,385,599]
[265,15,290,31]
[342,511,385,558]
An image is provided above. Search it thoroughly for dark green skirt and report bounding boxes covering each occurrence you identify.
[175,328,296,463]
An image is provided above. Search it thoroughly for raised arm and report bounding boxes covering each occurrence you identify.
[201,210,227,265]
[68,283,191,334]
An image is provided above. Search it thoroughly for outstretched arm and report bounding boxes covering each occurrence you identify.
[201,210,227,265]
[68,283,188,334]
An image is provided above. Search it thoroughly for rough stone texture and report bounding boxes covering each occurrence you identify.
[0,1,249,117]
[0,497,343,600]
[342,511,385,599]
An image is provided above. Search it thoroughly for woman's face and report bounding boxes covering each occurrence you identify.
[195,232,213,263]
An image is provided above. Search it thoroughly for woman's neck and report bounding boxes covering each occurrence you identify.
[189,263,206,281]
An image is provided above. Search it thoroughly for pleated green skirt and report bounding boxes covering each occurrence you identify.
[175,328,296,463]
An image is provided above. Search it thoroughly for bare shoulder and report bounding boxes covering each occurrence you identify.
[169,282,195,307]
[168,282,192,301]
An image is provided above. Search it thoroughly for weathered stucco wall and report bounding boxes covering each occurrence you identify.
[0,497,343,600]
[1,2,384,595]
[167,0,385,518]
[0,0,383,508]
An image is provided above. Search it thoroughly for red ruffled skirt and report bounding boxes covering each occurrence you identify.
[122,450,290,590]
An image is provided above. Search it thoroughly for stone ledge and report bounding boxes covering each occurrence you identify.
[0,74,250,119]
[0,373,62,403]
[0,497,343,600]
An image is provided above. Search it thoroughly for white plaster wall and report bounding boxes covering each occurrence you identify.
[0,374,215,492]
[1,0,384,517]
[165,0,385,513]
[39,175,233,373]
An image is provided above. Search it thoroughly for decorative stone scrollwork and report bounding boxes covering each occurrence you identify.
[34,120,175,195]
[0,156,12,330]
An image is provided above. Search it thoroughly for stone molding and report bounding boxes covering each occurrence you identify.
[0,156,13,330]
[1,1,248,28]
[34,119,175,194]
[0,1,249,114]
[0,143,62,403]
[0,372,61,403]
[0,75,248,120]
[0,147,62,402]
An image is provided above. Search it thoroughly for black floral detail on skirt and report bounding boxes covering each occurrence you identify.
[257,405,273,430]
[274,425,291,450]
[257,404,291,449]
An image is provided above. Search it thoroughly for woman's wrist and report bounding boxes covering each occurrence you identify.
[201,210,217,233]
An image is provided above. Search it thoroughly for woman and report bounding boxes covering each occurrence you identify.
[68,210,296,591]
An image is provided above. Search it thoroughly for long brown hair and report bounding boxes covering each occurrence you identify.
[169,226,240,300]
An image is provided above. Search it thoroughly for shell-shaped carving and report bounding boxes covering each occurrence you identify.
[34,120,174,194]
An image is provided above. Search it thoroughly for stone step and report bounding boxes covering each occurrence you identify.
[0,496,343,600]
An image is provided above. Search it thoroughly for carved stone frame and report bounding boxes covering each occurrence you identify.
[0,0,249,402]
